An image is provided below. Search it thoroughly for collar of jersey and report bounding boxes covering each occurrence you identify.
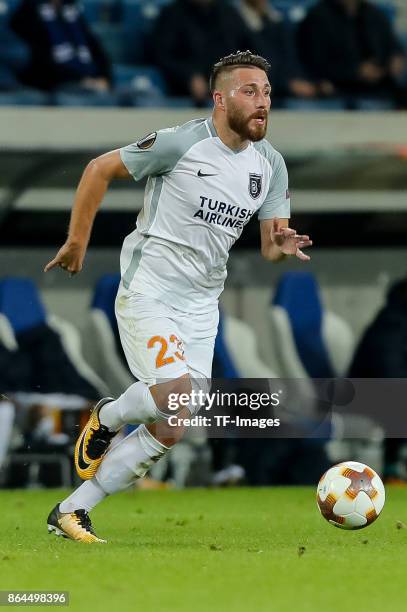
[206,117,252,155]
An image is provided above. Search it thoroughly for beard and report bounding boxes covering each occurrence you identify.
[226,103,268,142]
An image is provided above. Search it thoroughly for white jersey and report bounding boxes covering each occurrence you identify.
[119,117,291,314]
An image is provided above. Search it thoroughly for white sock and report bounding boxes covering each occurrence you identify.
[99,381,167,431]
[96,425,169,494]
[59,478,107,513]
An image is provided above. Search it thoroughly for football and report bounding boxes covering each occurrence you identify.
[317,461,385,530]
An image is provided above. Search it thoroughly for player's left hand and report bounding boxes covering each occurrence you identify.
[271,218,312,261]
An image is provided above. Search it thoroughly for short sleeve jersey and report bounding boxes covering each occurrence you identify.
[119,117,290,314]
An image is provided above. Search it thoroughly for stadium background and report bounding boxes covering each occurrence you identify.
[1,0,407,488]
[1,2,407,611]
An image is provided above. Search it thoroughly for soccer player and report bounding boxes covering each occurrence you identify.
[44,50,312,543]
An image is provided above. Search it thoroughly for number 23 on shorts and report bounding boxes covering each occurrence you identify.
[147,334,185,369]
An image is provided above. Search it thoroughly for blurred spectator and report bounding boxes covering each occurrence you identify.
[348,279,407,480]
[10,0,112,93]
[237,0,319,101]
[349,279,407,379]
[151,0,254,105]
[4,401,73,488]
[297,0,407,107]
[240,438,330,485]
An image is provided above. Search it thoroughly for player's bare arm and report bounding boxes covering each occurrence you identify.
[44,149,131,275]
[260,217,313,262]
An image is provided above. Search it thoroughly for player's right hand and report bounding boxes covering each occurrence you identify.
[44,242,86,275]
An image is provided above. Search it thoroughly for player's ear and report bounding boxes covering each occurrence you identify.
[213,90,225,110]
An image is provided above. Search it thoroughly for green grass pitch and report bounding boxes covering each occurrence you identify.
[0,487,406,612]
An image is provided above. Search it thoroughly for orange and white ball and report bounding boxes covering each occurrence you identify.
[317,461,385,530]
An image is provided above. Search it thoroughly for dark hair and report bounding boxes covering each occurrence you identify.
[209,50,271,93]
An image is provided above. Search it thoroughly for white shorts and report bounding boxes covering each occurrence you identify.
[115,282,219,386]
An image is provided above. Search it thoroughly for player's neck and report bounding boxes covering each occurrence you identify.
[211,115,250,153]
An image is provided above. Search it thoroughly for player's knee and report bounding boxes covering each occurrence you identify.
[147,406,189,446]
[150,374,192,416]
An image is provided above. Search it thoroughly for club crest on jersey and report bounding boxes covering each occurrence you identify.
[136,132,157,149]
[248,173,262,199]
